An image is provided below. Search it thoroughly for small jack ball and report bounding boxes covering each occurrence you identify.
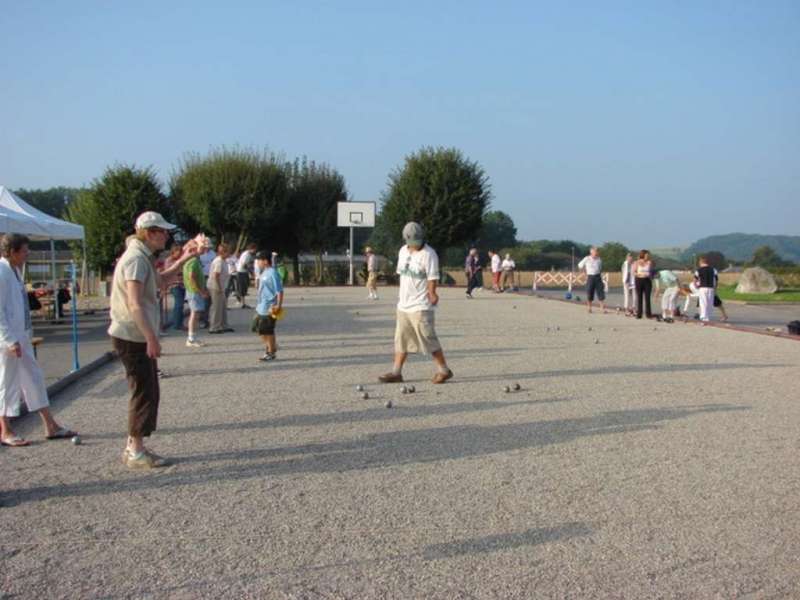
[385,400,393,409]
[361,392,369,400]
[355,384,364,392]
[71,435,81,445]
[513,383,521,391]
[503,386,511,393]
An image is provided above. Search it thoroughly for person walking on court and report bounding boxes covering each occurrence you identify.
[365,246,379,300]
[0,234,77,447]
[235,243,257,308]
[501,253,516,291]
[465,248,480,298]
[577,247,606,313]
[634,250,655,319]
[489,250,502,292]
[253,251,284,362]
[378,222,453,384]
[108,212,197,468]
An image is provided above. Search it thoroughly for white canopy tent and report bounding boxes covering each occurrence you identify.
[0,185,86,299]
[0,185,87,371]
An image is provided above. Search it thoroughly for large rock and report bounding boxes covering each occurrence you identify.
[735,267,778,294]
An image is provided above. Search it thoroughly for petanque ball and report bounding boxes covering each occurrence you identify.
[408,385,415,393]
[400,385,408,394]
[575,295,581,302]
[513,305,517,309]
[594,339,600,344]
[355,384,364,392]
[564,292,572,300]
[71,435,81,445]
[362,392,369,400]
[503,386,511,393]
[588,327,592,331]
[513,383,521,391]
[385,400,393,409]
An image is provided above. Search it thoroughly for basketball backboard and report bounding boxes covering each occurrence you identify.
[337,201,376,228]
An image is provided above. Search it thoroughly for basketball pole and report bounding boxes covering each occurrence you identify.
[349,225,354,285]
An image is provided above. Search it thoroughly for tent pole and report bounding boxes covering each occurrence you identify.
[81,238,88,296]
[50,238,60,319]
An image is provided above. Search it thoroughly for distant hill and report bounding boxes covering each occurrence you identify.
[683,233,800,264]
[650,246,687,261]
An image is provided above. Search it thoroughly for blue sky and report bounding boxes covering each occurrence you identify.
[1,1,798,248]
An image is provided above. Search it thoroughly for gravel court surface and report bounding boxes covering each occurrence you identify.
[2,287,799,599]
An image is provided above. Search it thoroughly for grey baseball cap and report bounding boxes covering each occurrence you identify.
[402,222,424,246]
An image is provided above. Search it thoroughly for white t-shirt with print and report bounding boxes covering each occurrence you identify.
[491,254,501,273]
[396,244,440,313]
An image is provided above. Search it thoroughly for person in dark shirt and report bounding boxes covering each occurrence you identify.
[693,256,717,323]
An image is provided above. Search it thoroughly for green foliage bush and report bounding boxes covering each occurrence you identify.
[66,165,170,273]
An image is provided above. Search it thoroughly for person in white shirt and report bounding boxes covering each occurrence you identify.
[198,246,216,328]
[621,253,636,315]
[365,246,379,300]
[235,243,257,308]
[501,253,516,291]
[489,250,502,292]
[208,243,234,334]
[224,252,238,299]
[0,234,77,446]
[378,222,453,385]
[577,247,606,313]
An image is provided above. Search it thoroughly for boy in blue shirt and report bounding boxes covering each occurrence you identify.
[253,251,284,362]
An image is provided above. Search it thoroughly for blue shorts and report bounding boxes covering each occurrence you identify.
[187,292,207,312]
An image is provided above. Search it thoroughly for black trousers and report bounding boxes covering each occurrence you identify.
[466,272,481,295]
[635,277,653,318]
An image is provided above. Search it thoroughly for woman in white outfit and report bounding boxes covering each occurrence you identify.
[0,234,76,446]
[621,253,636,315]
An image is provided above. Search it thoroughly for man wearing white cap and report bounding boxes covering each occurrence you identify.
[109,211,197,468]
[378,222,453,384]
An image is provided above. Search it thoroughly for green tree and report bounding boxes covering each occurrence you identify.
[748,245,789,268]
[379,147,490,252]
[170,147,289,250]
[599,241,630,270]
[478,210,517,250]
[65,165,169,273]
[14,187,84,218]
[279,158,349,283]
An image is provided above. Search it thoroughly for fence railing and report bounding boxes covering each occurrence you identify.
[532,271,609,292]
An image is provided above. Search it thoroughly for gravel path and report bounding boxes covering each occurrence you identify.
[2,287,799,599]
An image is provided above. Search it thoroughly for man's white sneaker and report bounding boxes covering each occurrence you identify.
[185,339,204,348]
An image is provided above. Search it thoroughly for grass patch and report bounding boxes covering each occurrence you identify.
[717,285,800,303]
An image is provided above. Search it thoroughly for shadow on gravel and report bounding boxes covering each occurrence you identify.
[79,398,570,440]
[166,347,525,374]
[3,403,748,506]
[452,362,787,383]
[421,522,593,560]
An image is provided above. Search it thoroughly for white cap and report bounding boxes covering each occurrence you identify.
[135,211,176,230]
